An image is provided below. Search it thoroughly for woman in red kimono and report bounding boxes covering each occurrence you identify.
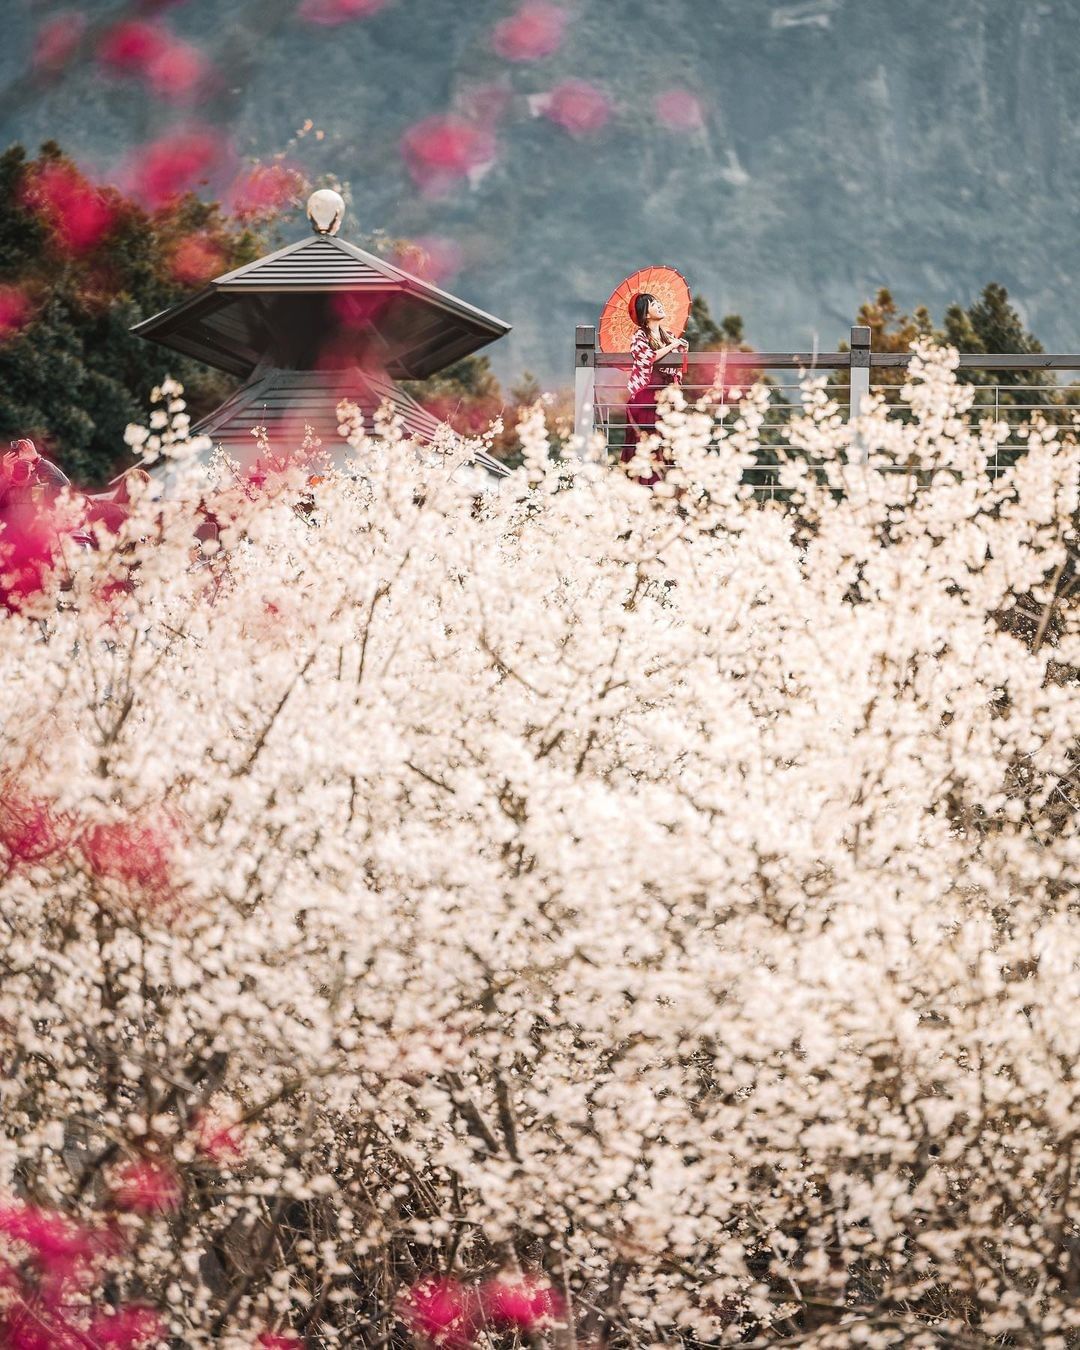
[620,292,688,484]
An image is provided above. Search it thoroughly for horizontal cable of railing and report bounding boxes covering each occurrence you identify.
[591,352,1080,371]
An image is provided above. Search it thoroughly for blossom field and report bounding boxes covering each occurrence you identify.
[1,348,1079,1347]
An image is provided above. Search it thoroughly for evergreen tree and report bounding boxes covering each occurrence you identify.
[837,283,1075,428]
[833,288,935,399]
[684,295,748,353]
[941,281,1059,412]
[0,143,266,486]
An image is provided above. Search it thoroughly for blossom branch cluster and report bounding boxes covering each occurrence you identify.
[0,346,1078,1347]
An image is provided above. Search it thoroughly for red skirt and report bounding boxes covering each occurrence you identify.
[621,377,674,485]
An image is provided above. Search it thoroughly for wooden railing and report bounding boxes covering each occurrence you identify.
[573,324,1080,490]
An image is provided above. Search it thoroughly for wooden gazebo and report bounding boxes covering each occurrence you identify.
[132,189,511,477]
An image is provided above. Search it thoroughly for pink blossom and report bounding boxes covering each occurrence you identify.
[169,233,225,286]
[0,1204,97,1279]
[1,1303,64,1350]
[0,509,61,615]
[79,819,176,899]
[145,38,211,102]
[0,790,67,868]
[298,0,390,24]
[329,289,393,332]
[399,1277,478,1348]
[0,1287,158,1350]
[229,162,305,219]
[481,1274,565,1331]
[539,80,612,138]
[129,128,228,210]
[195,1112,247,1165]
[491,2,568,61]
[392,235,463,285]
[400,116,495,194]
[22,162,116,256]
[255,1333,303,1349]
[98,20,210,101]
[654,88,705,131]
[86,1305,163,1348]
[0,284,32,341]
[97,20,172,72]
[110,1160,182,1215]
[32,13,88,75]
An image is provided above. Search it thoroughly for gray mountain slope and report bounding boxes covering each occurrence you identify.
[2,0,1077,383]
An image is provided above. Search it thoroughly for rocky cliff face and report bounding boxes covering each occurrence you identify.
[2,0,1078,383]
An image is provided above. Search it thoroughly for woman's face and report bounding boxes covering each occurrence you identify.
[648,297,666,321]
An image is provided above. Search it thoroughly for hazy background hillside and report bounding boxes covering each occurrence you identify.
[2,0,1078,383]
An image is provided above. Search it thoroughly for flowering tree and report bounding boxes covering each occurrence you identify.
[0,345,1078,1347]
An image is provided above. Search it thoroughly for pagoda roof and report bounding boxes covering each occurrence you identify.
[190,367,508,479]
[131,233,511,381]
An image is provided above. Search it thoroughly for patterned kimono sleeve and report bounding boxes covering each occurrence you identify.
[627,329,654,399]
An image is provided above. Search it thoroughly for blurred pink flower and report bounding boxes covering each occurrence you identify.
[327,289,392,335]
[539,79,612,138]
[99,21,210,101]
[32,12,88,75]
[0,1204,97,1279]
[399,1277,478,1348]
[298,0,390,24]
[79,819,176,899]
[98,20,172,71]
[481,1274,565,1331]
[110,1160,182,1215]
[22,162,116,256]
[195,1111,247,1165]
[0,510,61,615]
[654,88,705,130]
[491,2,568,61]
[255,1334,303,1349]
[229,162,305,219]
[129,128,228,209]
[169,232,226,286]
[0,790,67,868]
[0,284,32,341]
[400,115,496,194]
[2,1306,58,1350]
[86,1306,163,1348]
[392,235,463,285]
[146,38,211,101]
[0,1214,140,1350]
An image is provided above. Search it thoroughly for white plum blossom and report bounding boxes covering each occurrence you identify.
[125,376,213,466]
[0,346,1078,1347]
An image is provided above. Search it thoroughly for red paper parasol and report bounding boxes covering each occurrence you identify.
[598,265,691,353]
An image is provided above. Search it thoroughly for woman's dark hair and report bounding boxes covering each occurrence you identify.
[632,293,653,328]
[632,293,675,351]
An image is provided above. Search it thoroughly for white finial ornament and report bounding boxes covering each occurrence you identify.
[306,189,345,236]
